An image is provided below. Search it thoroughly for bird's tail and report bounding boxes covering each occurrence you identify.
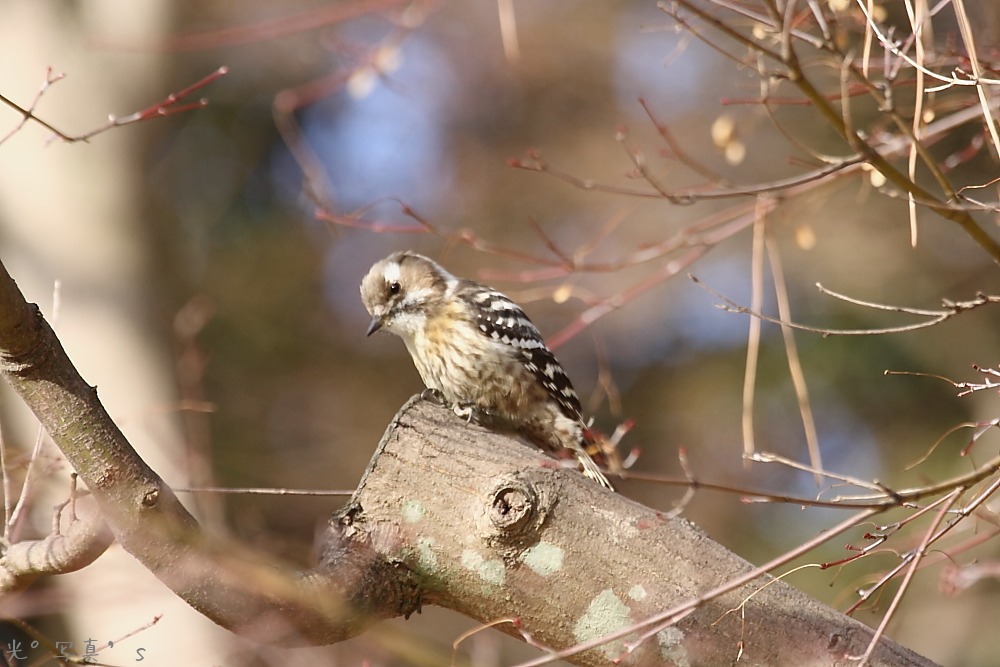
[569,425,614,490]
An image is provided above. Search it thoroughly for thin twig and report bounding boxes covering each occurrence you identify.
[172,486,354,496]
[854,489,959,666]
[638,98,730,185]
[1,67,227,145]
[750,451,888,495]
[854,0,1000,86]
[741,201,767,460]
[903,0,927,246]
[693,276,1000,336]
[765,231,823,481]
[952,0,1000,159]
[0,68,64,146]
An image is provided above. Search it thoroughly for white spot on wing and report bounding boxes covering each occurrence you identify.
[489,298,517,311]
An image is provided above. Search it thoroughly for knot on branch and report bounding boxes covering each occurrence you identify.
[484,472,559,556]
[0,303,48,375]
[490,481,537,532]
[141,487,160,507]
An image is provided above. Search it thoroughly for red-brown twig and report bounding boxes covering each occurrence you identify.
[0,67,228,145]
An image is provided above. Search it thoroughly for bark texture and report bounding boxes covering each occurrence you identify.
[334,397,938,667]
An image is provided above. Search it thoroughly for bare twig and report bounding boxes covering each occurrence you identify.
[693,276,1000,336]
[667,0,1000,263]
[0,68,64,146]
[902,0,926,246]
[951,0,1000,159]
[638,98,730,185]
[172,486,354,496]
[741,201,767,460]
[765,231,823,480]
[1,67,227,145]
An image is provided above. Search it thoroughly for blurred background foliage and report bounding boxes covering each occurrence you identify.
[1,0,1000,664]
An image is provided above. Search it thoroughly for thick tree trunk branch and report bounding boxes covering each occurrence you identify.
[333,398,938,667]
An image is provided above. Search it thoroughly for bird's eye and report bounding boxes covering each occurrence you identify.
[388,281,401,295]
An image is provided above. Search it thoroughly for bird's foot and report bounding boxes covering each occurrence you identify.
[420,388,447,405]
[452,402,478,424]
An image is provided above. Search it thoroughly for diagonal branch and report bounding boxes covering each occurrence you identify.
[0,257,418,646]
[351,398,938,667]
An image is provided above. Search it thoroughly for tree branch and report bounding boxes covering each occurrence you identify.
[0,501,113,593]
[0,257,418,646]
[337,398,938,666]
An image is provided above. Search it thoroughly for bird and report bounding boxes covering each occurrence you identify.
[360,250,613,489]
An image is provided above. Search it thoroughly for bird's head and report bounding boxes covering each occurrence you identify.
[360,251,454,339]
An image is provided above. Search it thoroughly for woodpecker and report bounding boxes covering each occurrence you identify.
[360,250,613,489]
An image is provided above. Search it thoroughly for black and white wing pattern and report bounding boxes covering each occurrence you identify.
[462,284,583,419]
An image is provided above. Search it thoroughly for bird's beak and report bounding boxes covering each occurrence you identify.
[366,314,384,337]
